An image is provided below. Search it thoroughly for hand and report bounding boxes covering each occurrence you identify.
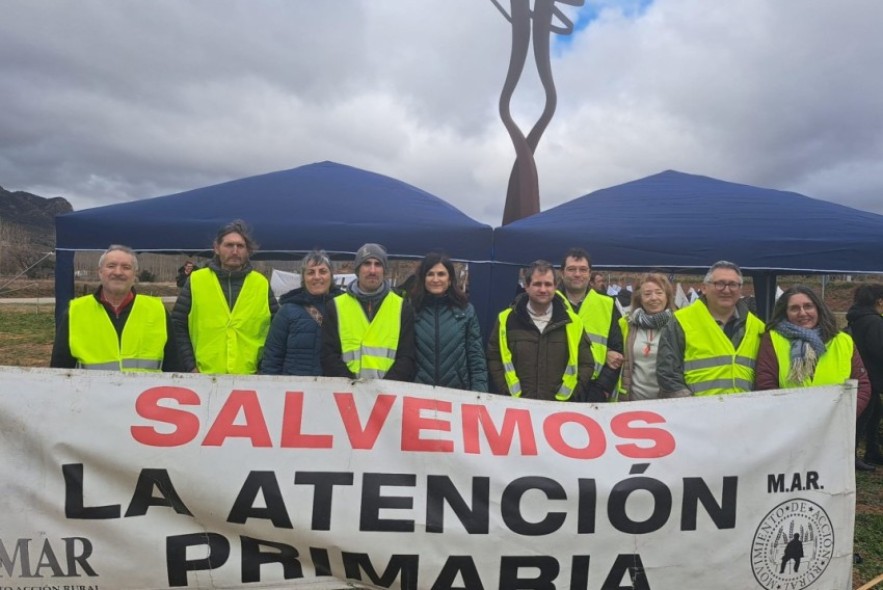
[606,351,624,370]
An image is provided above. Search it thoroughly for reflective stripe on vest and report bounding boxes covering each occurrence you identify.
[770,330,853,388]
[69,294,166,372]
[188,268,271,374]
[675,300,763,396]
[559,290,613,379]
[497,307,583,401]
[612,315,629,401]
[335,292,403,379]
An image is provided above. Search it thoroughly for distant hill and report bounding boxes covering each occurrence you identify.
[0,186,73,276]
[0,185,72,249]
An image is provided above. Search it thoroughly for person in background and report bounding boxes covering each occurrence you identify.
[176,260,195,288]
[617,273,676,401]
[321,243,416,381]
[171,219,277,374]
[755,285,869,412]
[488,260,596,402]
[261,250,342,376]
[410,252,487,392]
[657,260,764,397]
[589,270,608,295]
[846,283,883,470]
[51,244,178,372]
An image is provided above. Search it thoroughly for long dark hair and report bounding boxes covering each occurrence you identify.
[768,286,838,342]
[410,252,468,310]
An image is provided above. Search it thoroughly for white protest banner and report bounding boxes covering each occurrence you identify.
[0,367,856,589]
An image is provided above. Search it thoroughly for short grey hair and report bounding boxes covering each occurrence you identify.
[300,249,332,277]
[703,260,742,284]
[98,244,138,271]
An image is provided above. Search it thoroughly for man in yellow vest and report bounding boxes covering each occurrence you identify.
[171,220,277,374]
[487,260,596,401]
[657,260,764,397]
[51,245,178,372]
[557,248,623,400]
[321,243,416,381]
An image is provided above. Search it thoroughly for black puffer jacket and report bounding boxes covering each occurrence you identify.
[260,286,343,375]
[414,295,488,392]
[847,304,883,394]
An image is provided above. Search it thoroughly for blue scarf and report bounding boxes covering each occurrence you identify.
[774,321,827,383]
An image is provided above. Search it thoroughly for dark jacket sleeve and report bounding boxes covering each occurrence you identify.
[161,310,183,372]
[268,289,280,317]
[466,310,489,392]
[486,318,507,395]
[385,300,417,382]
[591,304,623,395]
[321,300,355,378]
[50,307,76,369]
[170,280,197,372]
[578,332,607,402]
[656,318,691,397]
[607,305,624,354]
[753,333,780,391]
[260,306,291,375]
[853,347,871,417]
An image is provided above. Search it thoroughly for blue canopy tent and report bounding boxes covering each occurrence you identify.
[491,170,883,321]
[55,160,494,323]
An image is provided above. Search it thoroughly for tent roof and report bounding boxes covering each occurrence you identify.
[55,160,492,260]
[493,170,883,274]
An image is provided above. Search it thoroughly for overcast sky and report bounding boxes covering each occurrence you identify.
[2,0,882,225]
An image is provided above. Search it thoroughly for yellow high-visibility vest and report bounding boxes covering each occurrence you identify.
[69,294,166,372]
[188,268,271,374]
[770,330,853,388]
[335,292,403,379]
[676,300,764,396]
[560,290,614,379]
[497,306,583,401]
[613,315,629,400]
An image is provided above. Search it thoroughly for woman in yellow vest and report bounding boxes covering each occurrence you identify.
[755,286,870,416]
[617,273,676,401]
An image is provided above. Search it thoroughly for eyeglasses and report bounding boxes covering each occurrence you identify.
[709,280,742,291]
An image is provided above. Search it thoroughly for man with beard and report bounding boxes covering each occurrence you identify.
[172,220,277,374]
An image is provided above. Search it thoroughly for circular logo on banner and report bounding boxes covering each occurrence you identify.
[750,499,834,590]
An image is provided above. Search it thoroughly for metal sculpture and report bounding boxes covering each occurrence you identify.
[490,0,584,225]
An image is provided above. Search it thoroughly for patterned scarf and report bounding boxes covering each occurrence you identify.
[774,321,827,384]
[629,308,673,330]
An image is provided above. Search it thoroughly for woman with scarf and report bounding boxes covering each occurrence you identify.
[755,286,870,416]
[410,252,488,392]
[260,250,343,375]
[617,273,676,401]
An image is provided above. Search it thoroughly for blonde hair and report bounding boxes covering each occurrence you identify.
[631,272,675,311]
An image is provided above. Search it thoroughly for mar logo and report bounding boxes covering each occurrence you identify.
[751,498,834,590]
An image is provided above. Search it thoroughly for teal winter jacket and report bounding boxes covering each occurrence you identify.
[414,296,488,392]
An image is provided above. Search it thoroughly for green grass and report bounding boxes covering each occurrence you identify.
[854,467,883,588]
[0,306,55,366]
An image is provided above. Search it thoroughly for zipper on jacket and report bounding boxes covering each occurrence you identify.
[434,305,441,383]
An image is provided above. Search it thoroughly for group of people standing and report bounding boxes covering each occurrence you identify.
[50,220,883,470]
